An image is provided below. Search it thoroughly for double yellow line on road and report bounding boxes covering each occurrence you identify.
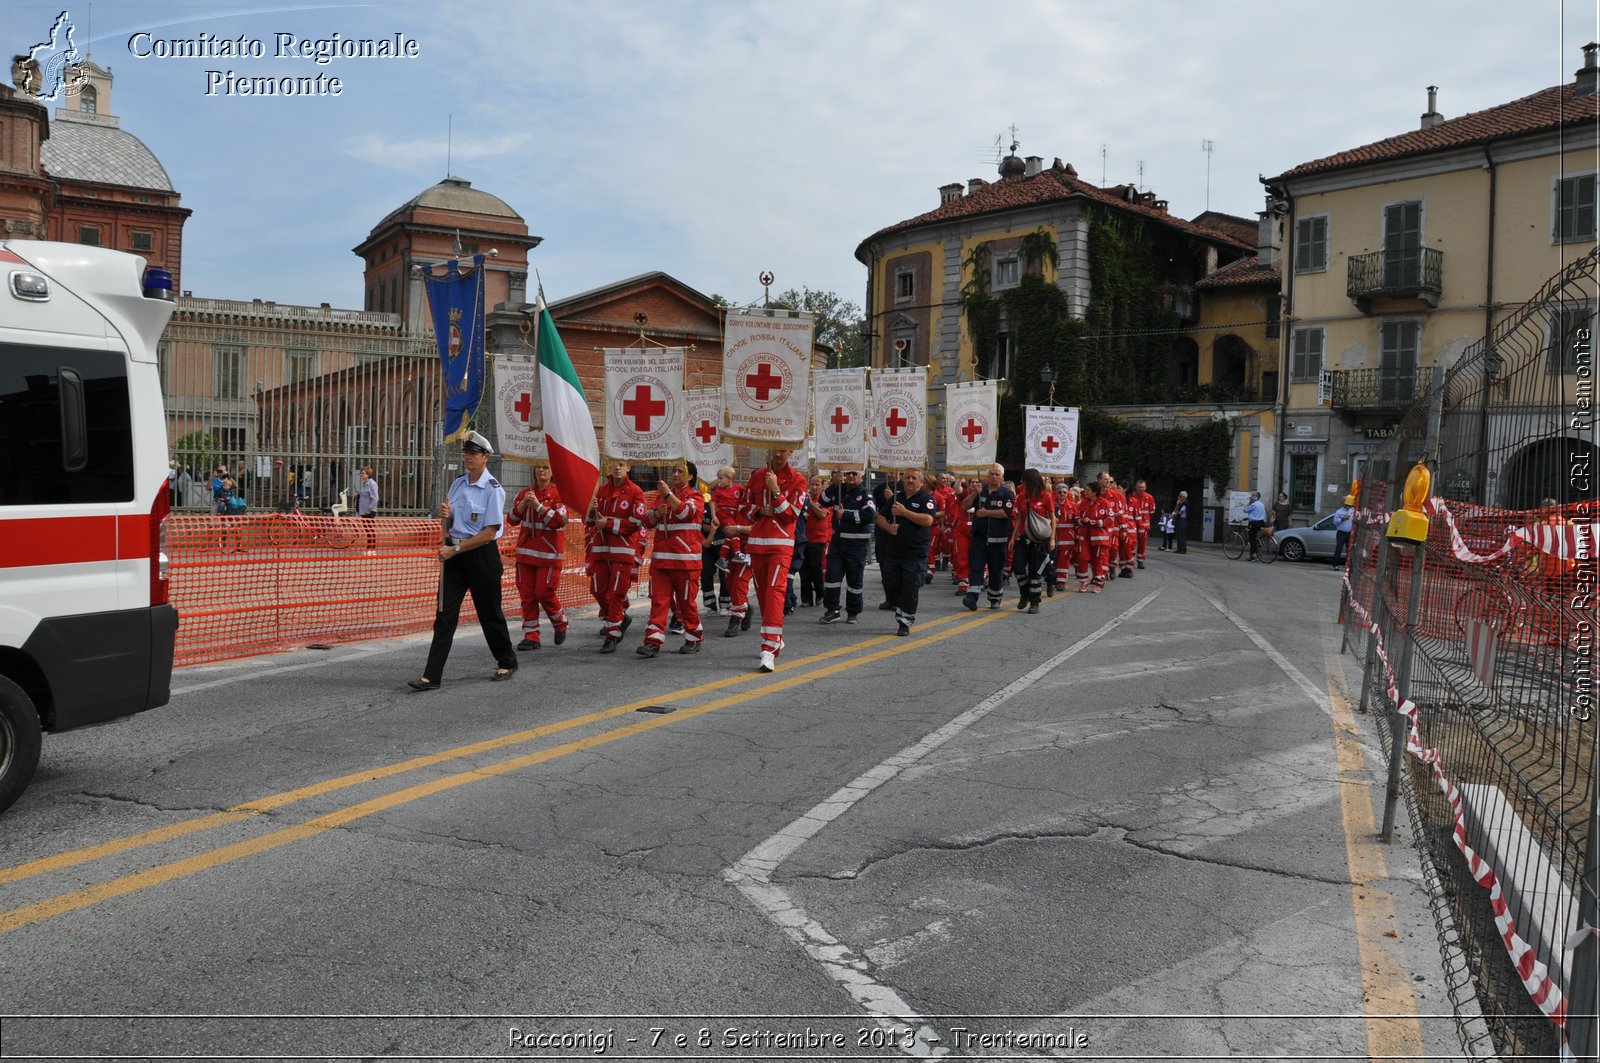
[1,606,1014,934]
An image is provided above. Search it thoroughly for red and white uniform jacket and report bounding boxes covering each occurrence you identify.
[507,484,567,567]
[590,478,647,563]
[744,465,808,557]
[932,486,958,529]
[644,489,704,571]
[1103,486,1130,535]
[1055,493,1079,541]
[709,483,746,534]
[951,494,974,540]
[1079,495,1116,546]
[1128,489,1157,531]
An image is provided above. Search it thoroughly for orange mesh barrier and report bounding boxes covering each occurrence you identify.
[167,509,658,667]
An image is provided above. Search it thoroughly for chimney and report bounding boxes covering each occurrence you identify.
[1420,85,1444,128]
[967,177,989,195]
[1024,155,1043,177]
[1256,195,1283,269]
[939,182,963,205]
[1577,42,1599,97]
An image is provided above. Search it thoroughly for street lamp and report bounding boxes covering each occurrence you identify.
[1039,363,1057,406]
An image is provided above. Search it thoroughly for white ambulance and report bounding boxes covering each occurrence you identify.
[0,242,179,813]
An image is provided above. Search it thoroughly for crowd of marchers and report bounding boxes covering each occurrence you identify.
[407,432,1186,690]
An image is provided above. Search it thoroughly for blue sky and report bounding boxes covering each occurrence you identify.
[4,1,1596,311]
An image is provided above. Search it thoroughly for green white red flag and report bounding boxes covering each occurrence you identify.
[535,294,600,517]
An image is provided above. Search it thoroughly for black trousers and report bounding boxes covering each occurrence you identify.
[422,545,516,683]
[1016,538,1051,603]
[967,539,1009,602]
[823,540,868,616]
[881,554,926,626]
[800,541,826,604]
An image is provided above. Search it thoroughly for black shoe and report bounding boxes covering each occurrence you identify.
[990,601,1000,610]
[844,614,858,624]
[600,637,619,654]
[820,610,840,624]
[741,614,751,631]
[896,623,910,637]
[1119,569,1133,578]
[1028,602,1040,614]
[677,640,701,654]
[963,594,978,612]
[1137,560,1145,569]
[1016,597,1029,610]
[725,617,741,637]
[553,628,567,646]
[517,637,540,651]
[491,667,516,682]
[407,678,440,692]
[635,643,659,659]
[1045,583,1054,598]
[878,601,895,610]
[619,614,633,635]
[668,619,684,635]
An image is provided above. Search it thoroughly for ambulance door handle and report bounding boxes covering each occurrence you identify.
[58,367,88,472]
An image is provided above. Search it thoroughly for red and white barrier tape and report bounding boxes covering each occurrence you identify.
[1342,570,1573,1056]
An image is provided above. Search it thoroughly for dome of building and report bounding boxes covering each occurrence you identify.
[41,117,174,191]
[403,176,521,220]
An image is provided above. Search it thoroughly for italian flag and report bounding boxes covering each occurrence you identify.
[535,295,600,517]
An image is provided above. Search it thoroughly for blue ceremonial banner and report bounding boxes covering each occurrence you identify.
[421,255,486,443]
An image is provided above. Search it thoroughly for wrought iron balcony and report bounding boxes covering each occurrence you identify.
[1327,366,1422,409]
[1346,248,1443,310]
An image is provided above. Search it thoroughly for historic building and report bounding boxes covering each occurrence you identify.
[1264,44,1600,508]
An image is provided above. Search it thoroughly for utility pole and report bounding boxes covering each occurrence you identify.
[1201,139,1215,211]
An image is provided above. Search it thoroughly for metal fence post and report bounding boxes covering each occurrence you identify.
[1569,733,1600,1059]
[1380,542,1427,843]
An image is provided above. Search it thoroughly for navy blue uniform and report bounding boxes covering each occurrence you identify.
[881,487,937,628]
[820,481,876,618]
[965,484,1016,607]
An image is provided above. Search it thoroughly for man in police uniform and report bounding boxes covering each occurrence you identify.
[817,467,876,624]
[876,467,937,635]
[408,432,517,690]
[962,463,1016,611]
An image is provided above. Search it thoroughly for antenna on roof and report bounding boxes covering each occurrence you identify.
[1100,144,1107,186]
[446,114,452,177]
[1201,139,1215,211]
[1137,159,1145,191]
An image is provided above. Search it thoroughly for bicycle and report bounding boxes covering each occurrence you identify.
[1223,521,1277,563]
[267,495,358,551]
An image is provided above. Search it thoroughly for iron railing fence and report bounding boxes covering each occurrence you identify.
[1347,246,1444,305]
[1328,365,1424,409]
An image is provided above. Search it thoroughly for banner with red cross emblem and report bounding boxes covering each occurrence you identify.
[1024,404,1080,476]
[492,354,547,464]
[683,387,733,472]
[812,368,868,470]
[722,309,813,445]
[604,346,685,463]
[869,367,927,470]
[944,379,998,475]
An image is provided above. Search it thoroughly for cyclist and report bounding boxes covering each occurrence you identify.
[1244,492,1267,561]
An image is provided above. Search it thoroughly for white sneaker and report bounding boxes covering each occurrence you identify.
[758,650,776,673]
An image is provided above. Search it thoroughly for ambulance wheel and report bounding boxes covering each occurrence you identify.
[0,675,43,816]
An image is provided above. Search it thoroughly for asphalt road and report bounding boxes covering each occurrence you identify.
[0,547,1467,1061]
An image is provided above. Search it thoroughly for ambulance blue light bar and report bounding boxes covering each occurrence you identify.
[142,267,174,301]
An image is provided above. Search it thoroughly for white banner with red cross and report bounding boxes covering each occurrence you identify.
[944,379,998,474]
[869,367,928,470]
[683,387,733,474]
[603,346,685,463]
[492,354,547,464]
[1024,405,1079,476]
[812,368,868,470]
[722,309,814,445]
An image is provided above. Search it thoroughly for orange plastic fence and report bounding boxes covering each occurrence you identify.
[167,511,656,667]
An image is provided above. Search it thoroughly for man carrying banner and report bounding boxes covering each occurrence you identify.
[744,448,807,672]
[507,462,570,651]
[637,461,704,657]
[1128,479,1158,570]
[408,432,517,690]
[962,463,1016,611]
[877,468,937,635]
[586,460,647,653]
[818,467,876,624]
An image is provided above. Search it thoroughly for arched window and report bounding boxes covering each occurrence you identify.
[80,86,97,114]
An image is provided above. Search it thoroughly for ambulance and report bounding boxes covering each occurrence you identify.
[0,242,179,813]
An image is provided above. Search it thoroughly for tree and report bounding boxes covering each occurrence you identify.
[768,287,866,369]
[173,430,221,481]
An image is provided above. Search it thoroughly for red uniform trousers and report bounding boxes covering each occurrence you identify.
[724,557,753,619]
[750,552,789,655]
[590,559,635,638]
[951,528,972,590]
[1053,539,1074,587]
[1087,537,1113,587]
[1135,528,1150,562]
[646,567,702,647]
[1117,525,1135,573]
[515,563,568,643]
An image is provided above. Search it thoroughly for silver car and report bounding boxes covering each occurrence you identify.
[1274,511,1341,562]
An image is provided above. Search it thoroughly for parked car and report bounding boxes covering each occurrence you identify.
[1274,511,1341,562]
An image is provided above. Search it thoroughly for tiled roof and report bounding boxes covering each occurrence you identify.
[1190,210,1259,247]
[1195,255,1280,290]
[41,116,173,191]
[1271,81,1600,182]
[856,163,1254,259]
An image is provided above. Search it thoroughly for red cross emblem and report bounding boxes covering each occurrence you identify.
[1040,435,1061,454]
[830,407,851,433]
[884,407,908,437]
[744,361,784,402]
[960,417,984,444]
[622,384,666,433]
[694,419,718,444]
[513,392,533,424]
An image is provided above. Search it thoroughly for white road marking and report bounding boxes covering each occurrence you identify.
[724,591,1161,1058]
